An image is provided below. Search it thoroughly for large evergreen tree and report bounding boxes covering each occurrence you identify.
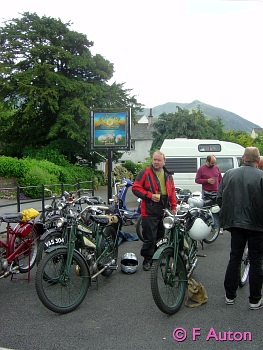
[0,12,142,161]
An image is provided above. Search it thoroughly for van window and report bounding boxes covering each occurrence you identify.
[198,144,221,152]
[200,157,234,173]
[165,158,197,173]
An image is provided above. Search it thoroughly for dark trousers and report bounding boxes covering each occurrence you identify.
[224,228,263,303]
[141,216,165,262]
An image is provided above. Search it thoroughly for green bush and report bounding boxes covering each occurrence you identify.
[0,155,104,198]
[122,159,151,178]
[0,156,29,178]
[113,165,134,181]
[19,166,59,198]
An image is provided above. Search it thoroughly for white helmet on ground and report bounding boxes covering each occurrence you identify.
[120,252,139,274]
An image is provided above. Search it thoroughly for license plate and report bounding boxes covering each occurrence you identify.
[44,237,64,249]
[156,237,168,248]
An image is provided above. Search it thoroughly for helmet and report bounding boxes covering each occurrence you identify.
[120,252,139,274]
[188,197,204,208]
[185,209,211,240]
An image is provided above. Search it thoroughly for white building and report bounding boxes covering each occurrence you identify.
[117,114,155,164]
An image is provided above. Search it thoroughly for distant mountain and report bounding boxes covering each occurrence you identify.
[141,100,260,132]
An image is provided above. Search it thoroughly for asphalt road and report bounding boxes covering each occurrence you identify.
[0,187,262,350]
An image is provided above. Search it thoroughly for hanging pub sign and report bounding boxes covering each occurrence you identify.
[90,109,131,150]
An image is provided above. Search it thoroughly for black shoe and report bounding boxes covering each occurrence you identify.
[143,262,151,271]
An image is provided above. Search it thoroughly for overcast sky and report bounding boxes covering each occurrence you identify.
[1,0,263,127]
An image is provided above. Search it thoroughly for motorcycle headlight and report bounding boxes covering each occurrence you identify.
[57,202,66,210]
[56,217,65,228]
[163,216,175,229]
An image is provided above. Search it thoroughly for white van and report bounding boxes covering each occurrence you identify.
[160,138,244,192]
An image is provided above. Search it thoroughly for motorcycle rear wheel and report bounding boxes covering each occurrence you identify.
[98,225,118,277]
[203,227,219,244]
[13,227,39,273]
[151,248,187,315]
[35,248,90,314]
[203,214,220,244]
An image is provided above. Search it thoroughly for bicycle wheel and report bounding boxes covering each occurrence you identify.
[135,215,144,242]
[151,247,187,315]
[99,226,118,277]
[35,248,90,314]
[239,244,250,287]
[13,227,39,273]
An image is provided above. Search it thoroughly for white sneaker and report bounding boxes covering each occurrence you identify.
[249,299,263,310]
[225,296,235,305]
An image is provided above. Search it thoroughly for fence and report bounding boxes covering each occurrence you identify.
[0,180,95,213]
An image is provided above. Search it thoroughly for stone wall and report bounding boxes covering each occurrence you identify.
[0,177,17,190]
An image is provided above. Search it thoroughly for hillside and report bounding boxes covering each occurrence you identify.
[141,100,260,132]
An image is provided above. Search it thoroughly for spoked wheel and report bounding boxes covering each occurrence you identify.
[151,248,187,314]
[135,215,144,242]
[239,244,250,287]
[35,248,90,314]
[203,214,220,244]
[13,227,39,273]
[203,226,219,244]
[99,226,118,277]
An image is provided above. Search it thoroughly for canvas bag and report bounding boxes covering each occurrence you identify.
[185,278,208,308]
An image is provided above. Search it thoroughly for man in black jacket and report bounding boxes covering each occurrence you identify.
[217,147,263,310]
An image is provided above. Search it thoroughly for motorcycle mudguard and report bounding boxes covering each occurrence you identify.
[40,228,59,241]
[44,244,67,254]
[152,242,172,260]
[211,205,220,214]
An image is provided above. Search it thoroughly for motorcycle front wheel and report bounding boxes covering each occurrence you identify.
[239,244,250,287]
[151,248,187,315]
[35,248,90,314]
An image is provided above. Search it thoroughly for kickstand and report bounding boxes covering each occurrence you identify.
[197,240,206,257]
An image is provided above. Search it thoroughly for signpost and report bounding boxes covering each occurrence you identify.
[90,109,131,203]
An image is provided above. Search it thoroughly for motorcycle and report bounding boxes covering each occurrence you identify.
[150,206,212,314]
[0,208,46,281]
[187,190,221,244]
[109,178,141,226]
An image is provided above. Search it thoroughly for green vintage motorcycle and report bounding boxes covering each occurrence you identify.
[35,201,121,314]
[150,207,212,314]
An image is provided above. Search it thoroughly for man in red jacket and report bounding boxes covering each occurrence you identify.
[132,151,177,271]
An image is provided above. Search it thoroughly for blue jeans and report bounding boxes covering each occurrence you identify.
[224,228,263,303]
[212,213,219,229]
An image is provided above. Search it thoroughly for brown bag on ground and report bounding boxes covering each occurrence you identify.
[185,278,208,308]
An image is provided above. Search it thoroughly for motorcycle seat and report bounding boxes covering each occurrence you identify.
[0,213,23,223]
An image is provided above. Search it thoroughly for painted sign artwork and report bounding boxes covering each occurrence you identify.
[93,112,127,147]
